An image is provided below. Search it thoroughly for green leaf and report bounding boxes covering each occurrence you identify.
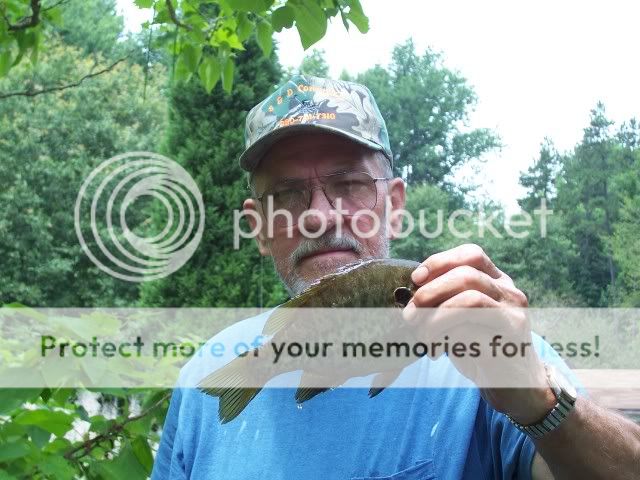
[346,0,369,33]
[37,456,76,478]
[51,387,74,406]
[131,436,154,473]
[27,425,51,449]
[292,1,328,49]
[222,57,234,93]
[14,409,75,437]
[0,389,42,415]
[0,470,19,480]
[175,56,194,83]
[188,27,206,44]
[236,13,254,42]
[226,0,266,13]
[89,415,111,434]
[340,10,350,31]
[134,0,154,7]
[179,43,202,73]
[29,32,40,64]
[42,437,72,454]
[124,411,153,436]
[256,21,273,57]
[198,56,221,93]
[0,441,29,463]
[40,388,52,403]
[43,5,63,26]
[94,443,149,479]
[212,28,244,50]
[0,50,12,78]
[271,5,295,32]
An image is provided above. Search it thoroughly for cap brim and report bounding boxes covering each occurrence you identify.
[238,124,384,172]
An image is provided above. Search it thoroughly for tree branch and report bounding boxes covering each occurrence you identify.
[0,54,130,99]
[63,391,171,461]
[165,0,192,30]
[42,0,69,14]
[6,0,41,32]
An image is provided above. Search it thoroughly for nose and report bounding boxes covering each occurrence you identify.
[301,186,337,234]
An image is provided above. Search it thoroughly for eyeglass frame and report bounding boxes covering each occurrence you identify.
[254,170,392,217]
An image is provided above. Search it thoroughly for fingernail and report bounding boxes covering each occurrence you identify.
[411,266,429,284]
[403,302,417,324]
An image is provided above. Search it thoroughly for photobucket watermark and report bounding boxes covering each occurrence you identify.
[75,152,205,282]
[233,196,553,248]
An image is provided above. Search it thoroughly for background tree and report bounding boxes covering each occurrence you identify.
[356,39,500,187]
[299,48,329,76]
[0,37,167,307]
[518,138,561,212]
[610,139,640,306]
[140,39,287,308]
[556,103,621,305]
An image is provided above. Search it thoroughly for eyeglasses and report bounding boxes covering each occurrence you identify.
[256,171,390,225]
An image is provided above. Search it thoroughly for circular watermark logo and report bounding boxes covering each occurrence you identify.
[74,152,205,282]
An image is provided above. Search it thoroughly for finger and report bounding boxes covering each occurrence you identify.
[410,265,504,309]
[414,292,512,347]
[412,244,502,285]
[404,288,499,326]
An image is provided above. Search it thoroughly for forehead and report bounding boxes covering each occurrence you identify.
[253,132,380,190]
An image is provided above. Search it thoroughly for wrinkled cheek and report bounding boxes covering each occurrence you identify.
[349,212,383,240]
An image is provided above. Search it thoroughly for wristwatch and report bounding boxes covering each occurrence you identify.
[507,363,578,440]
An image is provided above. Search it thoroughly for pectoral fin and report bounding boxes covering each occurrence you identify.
[295,371,334,404]
[262,307,297,336]
[197,356,262,424]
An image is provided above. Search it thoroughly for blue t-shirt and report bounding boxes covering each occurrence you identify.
[152,311,575,479]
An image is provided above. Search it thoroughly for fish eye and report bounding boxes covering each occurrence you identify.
[394,287,413,307]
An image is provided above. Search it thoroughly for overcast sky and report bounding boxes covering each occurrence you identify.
[117,0,640,211]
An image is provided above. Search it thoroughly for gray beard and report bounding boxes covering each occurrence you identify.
[274,226,390,297]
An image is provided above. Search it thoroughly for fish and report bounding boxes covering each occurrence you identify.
[197,258,421,423]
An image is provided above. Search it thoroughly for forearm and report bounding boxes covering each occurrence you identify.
[534,397,640,479]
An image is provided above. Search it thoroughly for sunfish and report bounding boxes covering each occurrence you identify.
[198,258,420,423]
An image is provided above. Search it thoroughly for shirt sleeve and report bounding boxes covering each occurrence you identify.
[151,388,187,480]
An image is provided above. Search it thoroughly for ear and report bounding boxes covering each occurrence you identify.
[243,198,271,256]
[386,178,406,240]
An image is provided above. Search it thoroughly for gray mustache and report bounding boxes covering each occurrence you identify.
[292,233,363,265]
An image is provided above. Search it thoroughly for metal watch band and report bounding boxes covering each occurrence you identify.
[506,364,577,440]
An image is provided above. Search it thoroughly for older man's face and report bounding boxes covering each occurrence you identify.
[243,132,405,296]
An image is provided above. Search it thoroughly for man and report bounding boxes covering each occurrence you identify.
[152,76,639,479]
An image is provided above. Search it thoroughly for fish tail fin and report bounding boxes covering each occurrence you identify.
[368,369,403,399]
[197,356,262,423]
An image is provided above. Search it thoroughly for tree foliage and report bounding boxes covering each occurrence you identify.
[0,38,167,307]
[0,0,369,93]
[299,48,329,76]
[355,40,500,186]
[140,39,287,308]
[555,103,621,305]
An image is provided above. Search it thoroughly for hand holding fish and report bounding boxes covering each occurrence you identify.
[403,243,557,426]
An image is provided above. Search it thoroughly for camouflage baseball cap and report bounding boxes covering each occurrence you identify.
[239,75,393,172]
